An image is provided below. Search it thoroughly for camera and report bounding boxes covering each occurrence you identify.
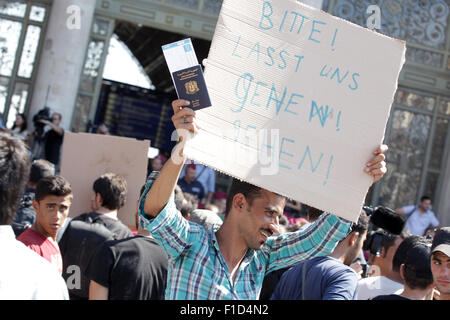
[362,206,406,257]
[32,107,52,139]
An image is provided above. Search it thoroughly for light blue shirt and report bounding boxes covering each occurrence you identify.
[402,205,439,236]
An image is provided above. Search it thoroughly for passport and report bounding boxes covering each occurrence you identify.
[172,65,212,110]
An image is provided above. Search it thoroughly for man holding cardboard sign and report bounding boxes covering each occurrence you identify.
[138,99,388,300]
[140,0,404,300]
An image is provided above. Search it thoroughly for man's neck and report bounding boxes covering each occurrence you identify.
[418,206,427,214]
[385,270,403,284]
[439,291,450,300]
[32,224,57,243]
[215,218,249,282]
[328,245,346,264]
[94,207,118,220]
[399,286,430,300]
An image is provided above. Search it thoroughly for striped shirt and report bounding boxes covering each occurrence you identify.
[139,172,352,300]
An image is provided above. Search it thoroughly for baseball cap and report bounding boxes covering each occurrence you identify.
[403,241,433,280]
[431,227,450,257]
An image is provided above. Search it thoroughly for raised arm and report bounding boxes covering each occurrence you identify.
[143,100,198,217]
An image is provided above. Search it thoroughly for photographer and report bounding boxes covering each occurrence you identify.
[357,206,409,299]
[39,112,64,169]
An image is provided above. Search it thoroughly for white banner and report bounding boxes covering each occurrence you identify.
[184,0,406,222]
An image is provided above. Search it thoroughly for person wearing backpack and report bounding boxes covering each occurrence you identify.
[395,196,440,236]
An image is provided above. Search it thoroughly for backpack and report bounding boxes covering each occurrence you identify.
[58,213,117,300]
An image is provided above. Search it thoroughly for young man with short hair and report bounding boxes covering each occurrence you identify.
[17,175,72,274]
[138,100,389,300]
[86,173,133,239]
[430,227,450,300]
[0,133,68,299]
[86,189,168,300]
[270,210,370,300]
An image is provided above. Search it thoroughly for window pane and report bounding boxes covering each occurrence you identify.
[29,5,46,22]
[0,1,27,18]
[0,19,22,76]
[93,18,110,36]
[429,118,449,170]
[72,95,92,132]
[0,76,9,114]
[376,110,432,209]
[81,40,105,93]
[6,82,28,128]
[395,89,435,112]
[423,172,439,203]
[439,99,450,115]
[332,0,449,50]
[202,0,222,15]
[18,25,41,78]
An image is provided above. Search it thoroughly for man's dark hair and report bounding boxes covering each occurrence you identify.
[35,175,72,202]
[392,235,423,273]
[307,206,323,222]
[420,195,431,202]
[29,159,55,185]
[350,210,370,237]
[0,133,30,225]
[225,178,263,217]
[93,173,127,210]
[400,237,433,290]
[378,230,409,256]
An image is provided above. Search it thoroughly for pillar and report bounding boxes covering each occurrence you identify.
[27,0,96,130]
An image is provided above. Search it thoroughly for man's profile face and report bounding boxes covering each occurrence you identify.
[419,199,432,211]
[238,190,286,250]
[33,194,72,239]
[344,230,367,266]
[431,251,450,294]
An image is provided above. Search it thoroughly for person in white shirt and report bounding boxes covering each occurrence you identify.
[0,133,68,300]
[395,196,440,236]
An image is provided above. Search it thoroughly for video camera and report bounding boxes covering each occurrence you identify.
[362,206,406,256]
[32,107,52,140]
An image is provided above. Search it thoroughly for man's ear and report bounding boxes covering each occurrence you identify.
[32,199,39,213]
[96,193,103,207]
[233,193,246,212]
[349,232,360,247]
[399,264,406,281]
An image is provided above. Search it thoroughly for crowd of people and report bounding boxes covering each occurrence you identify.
[0,99,449,301]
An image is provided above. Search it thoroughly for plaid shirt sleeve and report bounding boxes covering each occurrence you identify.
[138,171,205,260]
[263,213,352,274]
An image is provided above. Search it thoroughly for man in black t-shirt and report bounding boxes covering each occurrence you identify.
[86,196,168,300]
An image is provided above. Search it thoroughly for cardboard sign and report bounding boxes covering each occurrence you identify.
[183,0,406,222]
[60,132,149,227]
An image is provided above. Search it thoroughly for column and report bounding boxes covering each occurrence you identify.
[27,0,96,130]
